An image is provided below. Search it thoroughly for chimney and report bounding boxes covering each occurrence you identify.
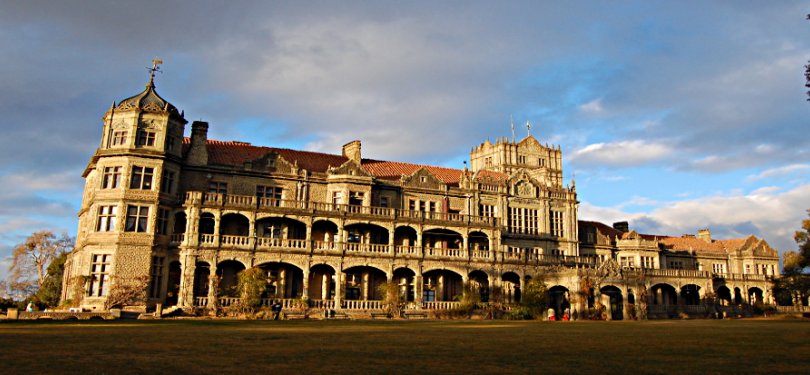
[698,228,712,243]
[187,121,209,166]
[612,221,629,233]
[342,140,361,163]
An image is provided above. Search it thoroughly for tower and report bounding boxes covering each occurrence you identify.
[64,61,187,309]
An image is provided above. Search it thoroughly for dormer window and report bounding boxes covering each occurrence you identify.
[136,130,156,147]
[420,176,427,183]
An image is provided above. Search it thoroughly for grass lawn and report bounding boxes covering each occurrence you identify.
[1,318,808,374]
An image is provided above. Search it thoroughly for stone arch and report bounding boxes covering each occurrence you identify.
[650,283,677,306]
[680,284,701,306]
[312,219,339,245]
[548,285,571,319]
[422,268,463,302]
[199,212,215,235]
[220,213,249,236]
[166,261,181,305]
[343,265,388,300]
[256,262,305,299]
[716,285,732,305]
[394,226,417,246]
[600,285,624,320]
[216,260,246,297]
[468,270,490,302]
[748,287,764,304]
[309,263,336,300]
[393,267,417,302]
[423,228,463,258]
[501,271,521,303]
[255,216,306,240]
[345,223,389,245]
[193,261,211,298]
[469,231,489,250]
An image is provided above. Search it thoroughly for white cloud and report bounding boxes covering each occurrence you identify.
[579,98,604,114]
[570,140,673,167]
[746,164,810,182]
[580,183,810,256]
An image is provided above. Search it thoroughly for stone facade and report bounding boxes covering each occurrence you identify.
[62,72,780,318]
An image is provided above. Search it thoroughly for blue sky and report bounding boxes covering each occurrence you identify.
[1,1,809,277]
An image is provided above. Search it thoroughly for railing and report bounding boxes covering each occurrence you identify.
[313,240,339,251]
[471,249,491,260]
[342,300,383,310]
[221,235,250,247]
[423,301,461,310]
[199,234,216,245]
[185,191,498,227]
[776,305,810,313]
[643,269,710,278]
[218,297,240,307]
[395,245,420,256]
[427,247,466,258]
[259,298,300,309]
[194,297,209,307]
[346,242,390,254]
[309,299,336,310]
[256,237,307,249]
[170,234,185,244]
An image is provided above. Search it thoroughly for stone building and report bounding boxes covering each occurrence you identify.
[62,68,780,319]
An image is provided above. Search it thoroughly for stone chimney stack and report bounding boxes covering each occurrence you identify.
[342,140,361,163]
[698,228,712,243]
[612,221,629,233]
[187,121,209,166]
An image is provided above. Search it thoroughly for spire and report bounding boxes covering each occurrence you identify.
[146,58,163,88]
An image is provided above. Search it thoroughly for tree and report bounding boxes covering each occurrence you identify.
[793,210,810,270]
[773,211,810,306]
[34,252,68,307]
[235,267,266,314]
[5,231,72,299]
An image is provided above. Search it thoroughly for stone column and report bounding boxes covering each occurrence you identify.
[388,228,395,256]
[362,271,370,300]
[302,267,310,299]
[177,253,195,308]
[322,273,330,301]
[207,262,218,308]
[279,268,287,298]
[334,271,344,308]
[415,268,424,307]
[213,211,222,247]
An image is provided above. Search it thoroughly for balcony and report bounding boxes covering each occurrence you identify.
[184,191,497,227]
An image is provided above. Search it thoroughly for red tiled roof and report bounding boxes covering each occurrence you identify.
[361,160,464,184]
[183,138,510,185]
[659,236,726,253]
[578,220,623,239]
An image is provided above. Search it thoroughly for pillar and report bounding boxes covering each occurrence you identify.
[334,271,344,308]
[279,268,287,298]
[362,271,370,300]
[207,262,218,308]
[177,253,195,308]
[302,267,310,299]
[322,273,330,301]
[415,268,424,307]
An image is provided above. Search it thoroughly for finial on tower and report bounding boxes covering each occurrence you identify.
[147,58,163,86]
[526,120,532,137]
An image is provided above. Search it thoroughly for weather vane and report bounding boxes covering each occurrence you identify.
[147,58,163,81]
[526,120,532,137]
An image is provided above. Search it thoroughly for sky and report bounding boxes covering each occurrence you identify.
[1,1,809,278]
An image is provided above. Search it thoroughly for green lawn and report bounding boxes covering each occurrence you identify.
[1,318,808,374]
